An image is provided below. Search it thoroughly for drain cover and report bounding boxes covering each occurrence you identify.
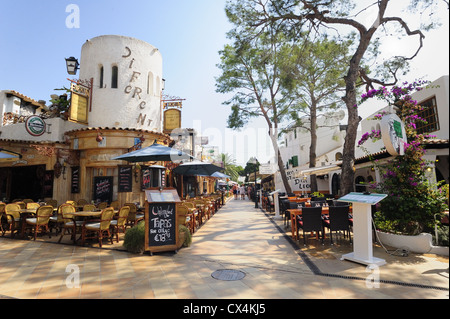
[211,269,246,281]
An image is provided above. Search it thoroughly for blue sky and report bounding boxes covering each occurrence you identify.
[0,0,449,165]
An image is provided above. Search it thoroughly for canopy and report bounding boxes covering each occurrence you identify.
[173,160,223,176]
[112,141,192,163]
[0,149,21,161]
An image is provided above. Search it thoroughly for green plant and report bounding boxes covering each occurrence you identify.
[358,81,449,235]
[312,191,324,198]
[179,225,192,247]
[123,221,145,253]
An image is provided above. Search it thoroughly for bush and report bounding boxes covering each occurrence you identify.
[123,221,145,254]
[123,222,192,253]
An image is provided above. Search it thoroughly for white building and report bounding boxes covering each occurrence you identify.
[275,75,449,195]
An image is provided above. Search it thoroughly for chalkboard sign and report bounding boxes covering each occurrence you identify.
[93,176,113,203]
[144,188,181,254]
[118,166,132,192]
[71,166,80,193]
[147,202,176,246]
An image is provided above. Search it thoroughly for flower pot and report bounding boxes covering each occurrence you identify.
[376,230,448,256]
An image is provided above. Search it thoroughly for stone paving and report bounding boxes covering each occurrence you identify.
[0,197,448,301]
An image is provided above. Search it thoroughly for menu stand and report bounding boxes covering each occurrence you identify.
[144,187,181,255]
[338,192,387,266]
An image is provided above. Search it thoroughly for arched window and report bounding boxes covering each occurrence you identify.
[335,152,343,161]
[147,72,154,95]
[99,65,104,88]
[111,65,118,89]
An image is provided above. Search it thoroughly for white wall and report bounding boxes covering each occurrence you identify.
[79,35,163,132]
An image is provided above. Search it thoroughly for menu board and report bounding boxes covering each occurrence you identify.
[71,166,80,193]
[118,166,132,192]
[338,192,387,205]
[144,188,181,254]
[93,176,113,203]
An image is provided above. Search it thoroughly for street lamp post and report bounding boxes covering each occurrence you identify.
[247,157,259,208]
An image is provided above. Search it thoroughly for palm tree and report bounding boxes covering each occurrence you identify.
[219,153,240,182]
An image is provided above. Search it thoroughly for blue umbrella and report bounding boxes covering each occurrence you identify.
[173,160,223,176]
[211,171,230,179]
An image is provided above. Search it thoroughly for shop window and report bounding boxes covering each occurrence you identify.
[111,65,118,89]
[416,96,440,134]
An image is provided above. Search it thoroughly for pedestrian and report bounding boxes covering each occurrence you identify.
[240,184,246,200]
[233,184,238,199]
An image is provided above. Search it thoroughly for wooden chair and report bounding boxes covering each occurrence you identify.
[4,203,22,238]
[22,199,34,204]
[81,207,115,247]
[110,206,130,243]
[23,205,53,240]
[58,204,82,244]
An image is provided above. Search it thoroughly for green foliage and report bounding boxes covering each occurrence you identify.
[123,221,145,254]
[179,225,192,247]
[358,82,449,235]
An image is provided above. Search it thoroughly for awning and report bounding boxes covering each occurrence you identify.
[299,164,341,176]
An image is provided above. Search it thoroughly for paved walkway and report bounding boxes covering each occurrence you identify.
[0,197,448,301]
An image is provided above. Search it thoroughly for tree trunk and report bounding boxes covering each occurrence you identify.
[309,103,318,192]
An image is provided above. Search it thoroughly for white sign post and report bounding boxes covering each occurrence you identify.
[270,189,282,220]
[338,192,387,266]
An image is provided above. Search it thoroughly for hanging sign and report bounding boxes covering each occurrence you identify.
[25,116,46,136]
[163,108,181,133]
[69,82,89,124]
[380,114,407,156]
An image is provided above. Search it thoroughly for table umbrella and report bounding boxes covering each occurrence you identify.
[112,141,193,163]
[211,171,230,179]
[173,160,223,176]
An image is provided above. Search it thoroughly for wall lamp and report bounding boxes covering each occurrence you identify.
[65,56,79,75]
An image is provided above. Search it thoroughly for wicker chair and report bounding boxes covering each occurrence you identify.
[77,199,88,206]
[177,203,194,234]
[46,199,58,208]
[297,207,324,246]
[110,206,130,243]
[182,201,199,232]
[322,205,352,245]
[4,203,22,238]
[58,204,82,244]
[110,200,120,210]
[26,202,41,210]
[97,202,108,210]
[0,203,6,236]
[23,205,53,240]
[83,204,97,211]
[81,207,115,247]
[124,203,144,227]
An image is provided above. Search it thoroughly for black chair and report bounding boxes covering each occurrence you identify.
[310,200,327,207]
[297,207,324,246]
[323,205,352,245]
[280,199,290,226]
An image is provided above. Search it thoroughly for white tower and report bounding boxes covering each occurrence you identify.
[79,35,163,132]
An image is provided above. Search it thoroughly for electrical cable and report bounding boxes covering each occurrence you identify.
[371,217,411,257]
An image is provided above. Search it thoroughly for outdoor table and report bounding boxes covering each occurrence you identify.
[18,208,38,237]
[288,207,330,241]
